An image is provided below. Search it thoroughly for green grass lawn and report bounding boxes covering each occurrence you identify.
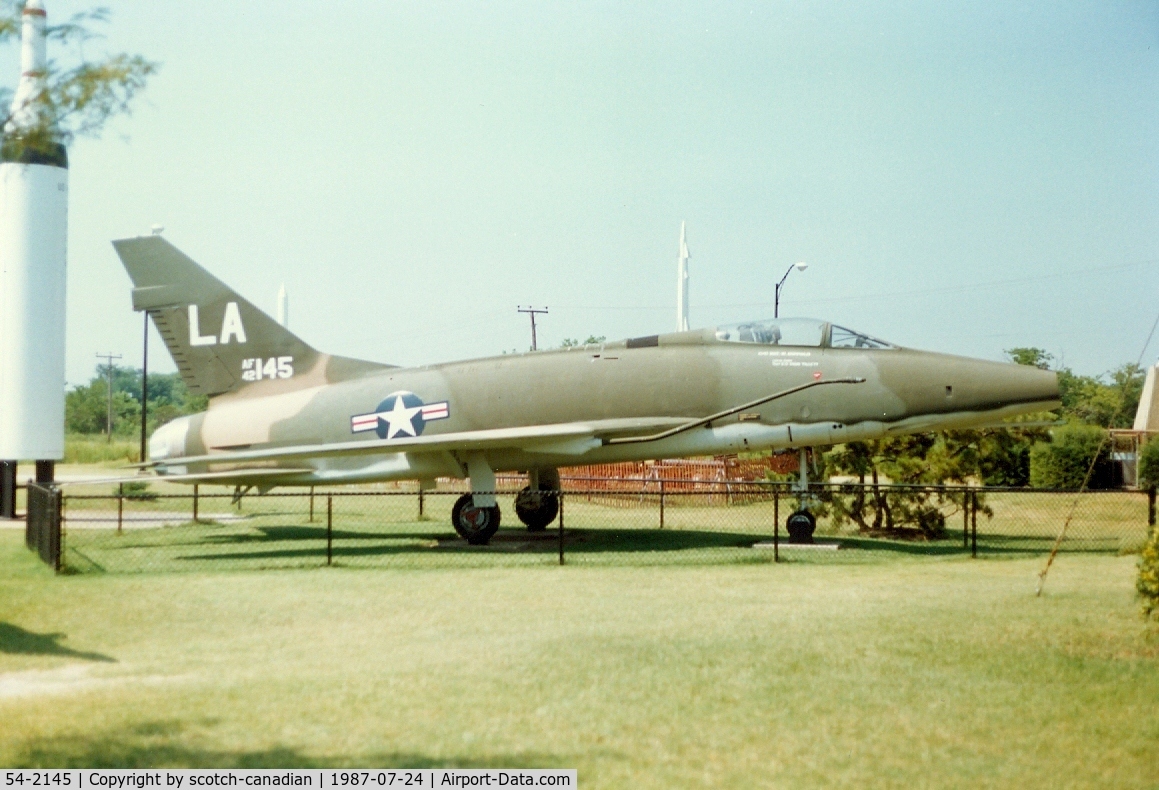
[2,530,1157,787]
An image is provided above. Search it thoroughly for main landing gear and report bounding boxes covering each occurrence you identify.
[451,493,500,545]
[451,454,501,545]
[450,463,561,545]
[786,447,817,544]
[515,468,560,532]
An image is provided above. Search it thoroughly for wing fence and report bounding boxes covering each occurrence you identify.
[38,480,1155,575]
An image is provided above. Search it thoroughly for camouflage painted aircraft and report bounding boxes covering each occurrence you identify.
[114,236,1059,544]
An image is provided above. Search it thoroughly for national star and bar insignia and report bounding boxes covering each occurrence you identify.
[351,391,450,440]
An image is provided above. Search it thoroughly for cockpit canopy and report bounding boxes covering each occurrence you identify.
[714,318,894,349]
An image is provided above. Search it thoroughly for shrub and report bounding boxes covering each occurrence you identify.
[1029,424,1114,489]
[117,480,157,501]
[1138,439,1159,491]
[1139,525,1159,620]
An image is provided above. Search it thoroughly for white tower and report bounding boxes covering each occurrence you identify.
[276,283,288,328]
[0,1,68,472]
[676,221,690,332]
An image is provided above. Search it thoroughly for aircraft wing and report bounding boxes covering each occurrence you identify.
[144,416,691,469]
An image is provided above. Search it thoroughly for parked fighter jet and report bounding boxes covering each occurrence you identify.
[114,236,1060,544]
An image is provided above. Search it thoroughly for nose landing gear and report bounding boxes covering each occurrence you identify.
[786,509,817,543]
[787,447,817,544]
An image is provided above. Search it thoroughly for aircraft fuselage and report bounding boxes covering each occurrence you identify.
[150,327,1059,486]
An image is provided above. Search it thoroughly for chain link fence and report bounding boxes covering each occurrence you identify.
[24,482,61,571]
[47,481,1154,575]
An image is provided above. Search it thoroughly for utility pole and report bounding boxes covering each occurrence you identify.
[96,352,122,442]
[517,306,548,351]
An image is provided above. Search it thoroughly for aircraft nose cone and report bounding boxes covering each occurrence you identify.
[962,360,1059,410]
[879,352,1061,419]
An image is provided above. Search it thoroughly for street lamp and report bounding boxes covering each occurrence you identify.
[774,261,808,318]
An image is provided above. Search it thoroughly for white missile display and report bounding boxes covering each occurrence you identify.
[0,0,68,466]
[276,283,288,328]
[676,221,689,332]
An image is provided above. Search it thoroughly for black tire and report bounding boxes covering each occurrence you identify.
[786,510,816,544]
[452,493,501,545]
[515,486,559,531]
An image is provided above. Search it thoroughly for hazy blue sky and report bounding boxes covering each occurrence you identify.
[12,1,1158,383]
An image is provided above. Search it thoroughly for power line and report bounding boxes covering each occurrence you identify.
[547,258,1158,312]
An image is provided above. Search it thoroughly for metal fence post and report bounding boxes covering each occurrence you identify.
[558,492,565,566]
[24,481,34,552]
[659,479,665,529]
[419,487,425,519]
[326,495,333,566]
[971,490,978,558]
[773,487,780,563]
[1149,488,1156,527]
[309,486,315,522]
[53,486,62,573]
[0,461,16,519]
[963,491,969,549]
[117,483,124,535]
[192,484,199,523]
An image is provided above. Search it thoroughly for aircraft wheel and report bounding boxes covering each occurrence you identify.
[452,493,501,545]
[786,510,816,544]
[515,486,559,532]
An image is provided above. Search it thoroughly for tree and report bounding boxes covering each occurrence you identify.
[560,335,606,348]
[1138,440,1159,491]
[1004,347,1144,429]
[822,435,980,539]
[1028,424,1115,490]
[66,363,207,437]
[1004,348,1142,491]
[0,2,157,158]
[1005,347,1054,370]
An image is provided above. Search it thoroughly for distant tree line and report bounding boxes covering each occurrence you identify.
[66,364,207,438]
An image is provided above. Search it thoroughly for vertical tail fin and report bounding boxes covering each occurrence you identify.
[113,236,320,397]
